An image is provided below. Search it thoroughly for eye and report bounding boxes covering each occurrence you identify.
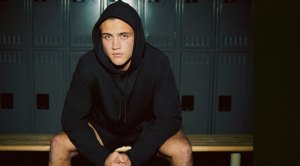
[120,33,129,40]
[102,34,112,40]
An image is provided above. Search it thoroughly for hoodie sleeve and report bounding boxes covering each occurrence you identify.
[126,57,182,165]
[61,58,111,166]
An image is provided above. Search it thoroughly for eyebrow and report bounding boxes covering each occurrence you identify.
[101,32,132,36]
[101,33,112,36]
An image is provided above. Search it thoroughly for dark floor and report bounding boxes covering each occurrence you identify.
[0,151,252,166]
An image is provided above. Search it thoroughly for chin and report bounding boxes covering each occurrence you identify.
[114,61,125,66]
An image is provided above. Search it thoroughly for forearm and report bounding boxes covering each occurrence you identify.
[126,118,181,165]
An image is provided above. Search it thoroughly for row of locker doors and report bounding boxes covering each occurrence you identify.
[1,0,251,49]
[0,50,252,134]
[0,0,252,134]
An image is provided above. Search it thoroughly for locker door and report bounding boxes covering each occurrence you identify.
[33,51,64,133]
[32,0,64,47]
[0,51,29,133]
[180,51,213,134]
[214,52,251,133]
[106,0,139,11]
[144,0,176,49]
[181,0,214,48]
[0,0,26,47]
[213,0,252,134]
[69,0,100,48]
[218,0,252,48]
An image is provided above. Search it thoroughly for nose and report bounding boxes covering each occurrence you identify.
[112,37,121,50]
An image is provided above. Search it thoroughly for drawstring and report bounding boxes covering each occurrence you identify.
[117,73,128,126]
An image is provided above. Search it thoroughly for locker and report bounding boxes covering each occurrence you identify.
[213,52,251,133]
[144,0,176,48]
[32,0,64,47]
[218,0,252,48]
[33,51,64,133]
[0,51,29,133]
[69,0,100,48]
[180,51,213,134]
[106,0,139,11]
[0,0,26,47]
[181,0,214,48]
[0,0,253,135]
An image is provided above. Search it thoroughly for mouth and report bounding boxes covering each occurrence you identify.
[112,53,123,58]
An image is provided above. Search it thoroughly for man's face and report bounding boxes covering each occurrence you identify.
[100,18,134,71]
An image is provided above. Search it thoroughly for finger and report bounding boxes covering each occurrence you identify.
[112,152,122,163]
[114,157,121,164]
[119,154,126,163]
[121,154,131,165]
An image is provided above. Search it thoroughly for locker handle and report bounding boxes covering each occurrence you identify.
[218,95,231,112]
[149,0,160,3]
[224,0,237,3]
[72,0,84,2]
[185,0,198,3]
[0,93,14,109]
[181,95,194,111]
[36,94,49,110]
[34,0,47,2]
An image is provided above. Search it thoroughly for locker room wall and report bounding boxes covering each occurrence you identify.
[0,0,252,134]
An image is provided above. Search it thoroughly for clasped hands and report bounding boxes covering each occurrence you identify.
[105,151,132,166]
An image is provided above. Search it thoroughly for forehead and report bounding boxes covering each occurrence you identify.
[99,18,133,33]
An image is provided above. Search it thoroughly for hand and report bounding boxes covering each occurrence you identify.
[105,151,131,166]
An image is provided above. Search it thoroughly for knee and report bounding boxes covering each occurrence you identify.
[172,140,193,166]
[175,140,193,158]
[49,133,76,164]
[50,133,69,151]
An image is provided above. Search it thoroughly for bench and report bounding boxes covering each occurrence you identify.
[0,134,253,166]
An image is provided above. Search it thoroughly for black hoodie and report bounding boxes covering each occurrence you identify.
[61,1,182,165]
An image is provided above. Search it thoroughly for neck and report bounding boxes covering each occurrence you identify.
[120,60,131,71]
[112,59,131,71]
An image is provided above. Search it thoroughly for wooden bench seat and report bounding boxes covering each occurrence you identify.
[0,134,52,151]
[0,134,253,152]
[0,134,252,166]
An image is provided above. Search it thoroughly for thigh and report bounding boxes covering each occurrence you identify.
[57,124,105,157]
[52,131,78,158]
[158,130,191,157]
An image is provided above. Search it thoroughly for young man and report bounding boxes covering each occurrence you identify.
[49,1,193,166]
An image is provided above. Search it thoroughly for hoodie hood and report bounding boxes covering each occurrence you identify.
[92,0,146,74]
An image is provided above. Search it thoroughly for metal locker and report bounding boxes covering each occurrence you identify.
[33,51,65,133]
[212,0,253,134]
[32,0,64,47]
[213,52,251,133]
[218,0,252,49]
[144,0,176,49]
[0,0,26,47]
[180,51,213,134]
[106,0,139,11]
[69,0,100,48]
[181,0,214,48]
[0,51,29,133]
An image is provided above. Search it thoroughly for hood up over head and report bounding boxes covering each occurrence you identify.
[92,0,146,74]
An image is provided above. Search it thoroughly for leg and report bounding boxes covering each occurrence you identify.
[48,124,104,166]
[158,130,193,166]
[48,132,78,166]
